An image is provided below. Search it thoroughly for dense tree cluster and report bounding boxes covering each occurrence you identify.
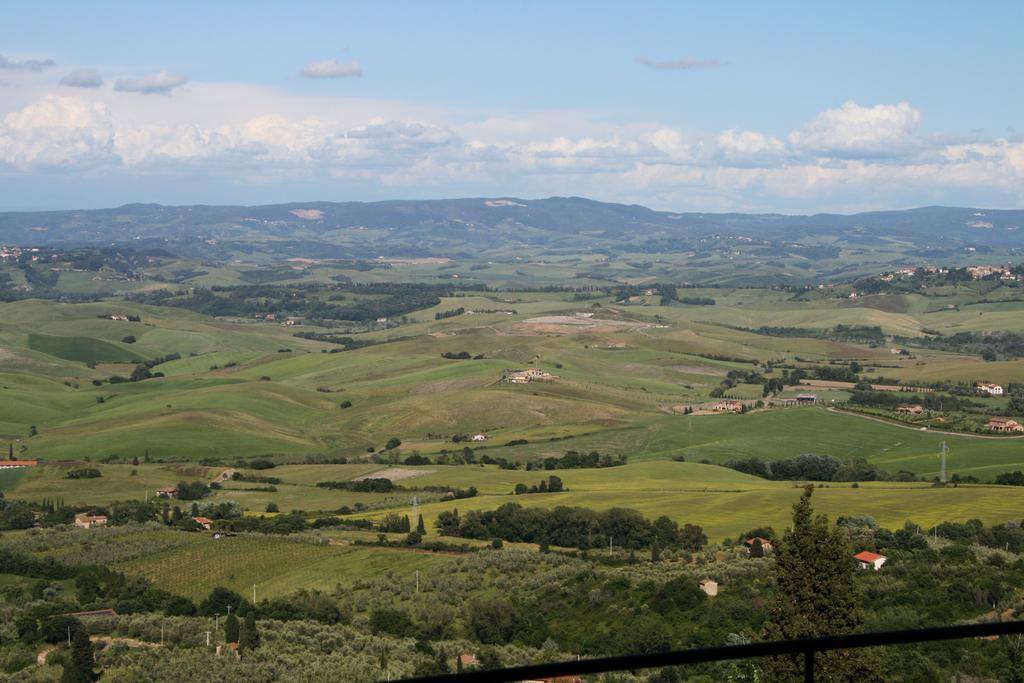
[436,503,706,552]
[724,454,902,482]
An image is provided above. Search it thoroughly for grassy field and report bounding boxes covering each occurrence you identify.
[359,480,1024,544]
[1,285,1023,509]
[116,535,457,601]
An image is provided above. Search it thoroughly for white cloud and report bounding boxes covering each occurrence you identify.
[60,69,104,89]
[0,95,115,167]
[300,59,362,79]
[789,100,922,156]
[717,129,785,163]
[113,71,188,95]
[636,55,726,70]
[0,91,1021,211]
[0,54,55,71]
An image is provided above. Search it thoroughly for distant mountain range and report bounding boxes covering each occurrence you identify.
[0,197,1021,260]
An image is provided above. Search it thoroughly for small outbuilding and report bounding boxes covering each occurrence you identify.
[854,550,887,571]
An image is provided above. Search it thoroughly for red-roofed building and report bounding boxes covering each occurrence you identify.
[0,460,38,469]
[854,550,886,571]
[744,537,774,553]
[193,516,213,530]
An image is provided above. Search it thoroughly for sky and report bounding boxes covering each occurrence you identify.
[1,1,1023,213]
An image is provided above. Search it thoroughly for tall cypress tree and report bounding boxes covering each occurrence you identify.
[224,612,240,643]
[239,611,260,653]
[416,514,426,535]
[763,486,871,682]
[60,621,94,683]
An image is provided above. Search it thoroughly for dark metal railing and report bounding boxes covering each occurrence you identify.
[397,620,1024,683]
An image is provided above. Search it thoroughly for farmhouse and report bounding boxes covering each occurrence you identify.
[74,513,108,529]
[744,537,773,553]
[987,418,1024,433]
[109,314,129,321]
[897,404,925,415]
[284,317,302,326]
[712,400,744,413]
[796,393,817,405]
[504,368,555,384]
[977,382,1004,396]
[605,338,627,349]
[699,578,718,597]
[0,460,38,469]
[459,654,479,668]
[854,551,887,571]
[193,516,213,530]
[155,487,178,499]
[471,434,487,442]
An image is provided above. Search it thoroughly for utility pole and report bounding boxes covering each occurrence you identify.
[939,441,949,484]
[206,631,211,647]
[415,570,420,594]
[253,584,256,604]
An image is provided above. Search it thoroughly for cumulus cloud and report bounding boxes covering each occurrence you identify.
[59,68,104,88]
[636,55,726,70]
[790,100,922,156]
[0,95,116,167]
[0,93,1021,211]
[0,54,55,71]
[300,59,362,79]
[717,129,786,163]
[113,71,188,95]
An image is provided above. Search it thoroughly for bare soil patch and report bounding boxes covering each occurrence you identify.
[354,467,433,482]
[510,315,655,336]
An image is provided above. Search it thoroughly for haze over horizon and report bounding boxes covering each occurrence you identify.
[2,1,1023,214]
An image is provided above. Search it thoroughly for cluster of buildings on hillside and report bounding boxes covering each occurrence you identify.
[894,382,1022,432]
[874,263,1020,283]
[710,394,817,413]
[0,246,23,260]
[504,367,556,384]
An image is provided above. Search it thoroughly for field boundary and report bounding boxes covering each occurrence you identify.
[828,407,1024,440]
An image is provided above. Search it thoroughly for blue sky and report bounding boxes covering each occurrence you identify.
[1,1,1022,212]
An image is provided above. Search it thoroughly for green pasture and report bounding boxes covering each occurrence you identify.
[366,482,1024,544]
[27,333,145,363]
[116,535,457,600]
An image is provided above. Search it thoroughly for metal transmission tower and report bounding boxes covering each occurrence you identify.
[939,441,949,484]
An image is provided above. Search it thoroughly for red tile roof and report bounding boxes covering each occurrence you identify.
[854,551,885,563]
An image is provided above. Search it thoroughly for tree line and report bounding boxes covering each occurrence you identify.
[436,502,707,552]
